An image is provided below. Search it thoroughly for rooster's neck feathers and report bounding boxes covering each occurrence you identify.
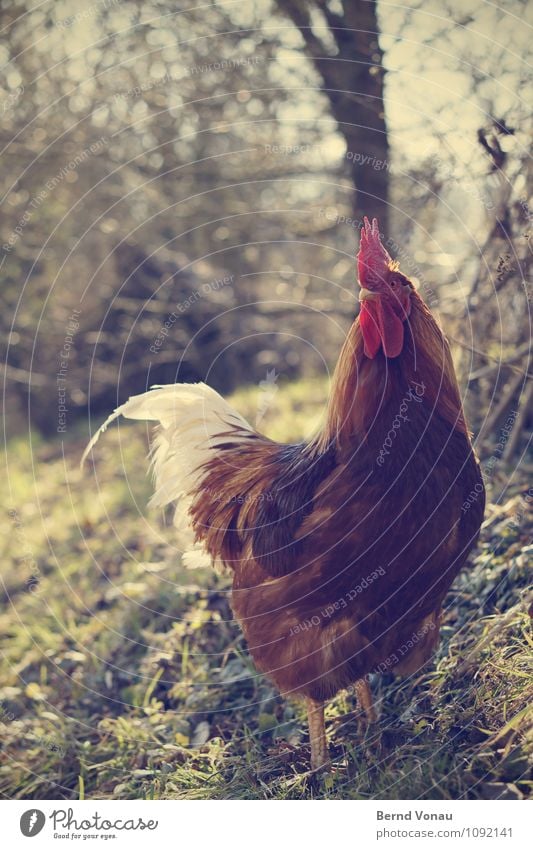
[313,292,467,453]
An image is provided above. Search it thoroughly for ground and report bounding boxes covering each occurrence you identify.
[1,378,532,800]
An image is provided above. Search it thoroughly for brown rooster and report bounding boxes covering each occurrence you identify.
[83,217,485,771]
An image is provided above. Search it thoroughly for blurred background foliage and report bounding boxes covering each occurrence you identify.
[1,0,531,456]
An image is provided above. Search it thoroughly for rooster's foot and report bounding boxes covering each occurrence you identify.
[305,697,330,772]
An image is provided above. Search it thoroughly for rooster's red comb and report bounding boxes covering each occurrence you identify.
[357,216,394,288]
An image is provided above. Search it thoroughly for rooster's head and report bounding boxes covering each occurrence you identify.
[357,216,413,359]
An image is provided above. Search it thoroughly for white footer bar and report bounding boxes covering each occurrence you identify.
[2,799,528,848]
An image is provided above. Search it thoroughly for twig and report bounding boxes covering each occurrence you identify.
[475,369,525,447]
[502,379,533,461]
[468,342,531,380]
[0,363,48,387]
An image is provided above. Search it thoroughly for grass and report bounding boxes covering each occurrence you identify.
[1,376,532,800]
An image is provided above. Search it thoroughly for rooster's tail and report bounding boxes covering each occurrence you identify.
[81,382,254,567]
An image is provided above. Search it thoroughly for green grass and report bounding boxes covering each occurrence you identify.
[1,377,532,800]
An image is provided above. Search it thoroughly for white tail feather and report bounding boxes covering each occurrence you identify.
[82,382,254,567]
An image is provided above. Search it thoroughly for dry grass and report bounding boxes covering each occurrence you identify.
[1,378,531,799]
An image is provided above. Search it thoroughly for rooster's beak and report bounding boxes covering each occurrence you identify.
[358,289,382,302]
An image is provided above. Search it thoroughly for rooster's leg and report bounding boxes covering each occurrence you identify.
[355,678,376,724]
[305,697,330,771]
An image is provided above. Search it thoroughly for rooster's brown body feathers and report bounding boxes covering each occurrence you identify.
[189,293,484,700]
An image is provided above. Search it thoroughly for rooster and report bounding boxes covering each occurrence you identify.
[83,217,485,771]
